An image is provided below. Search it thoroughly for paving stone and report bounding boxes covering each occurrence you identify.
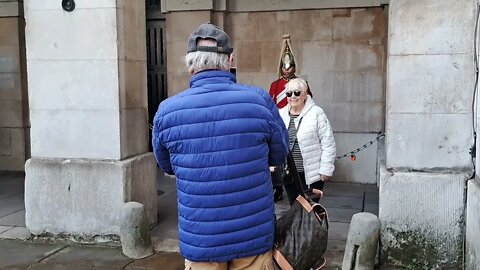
[365,184,379,193]
[0,239,65,269]
[321,196,363,210]
[125,252,184,270]
[328,208,361,223]
[323,182,365,198]
[0,209,25,226]
[0,226,31,240]
[42,245,133,268]
[0,196,24,218]
[365,192,379,203]
[28,263,119,270]
[364,203,379,216]
[328,222,350,241]
[0,225,13,234]
[324,250,345,267]
[327,239,346,252]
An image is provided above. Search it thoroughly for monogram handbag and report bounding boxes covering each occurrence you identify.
[274,153,329,270]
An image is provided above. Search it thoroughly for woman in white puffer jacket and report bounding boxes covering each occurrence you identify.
[279,78,336,205]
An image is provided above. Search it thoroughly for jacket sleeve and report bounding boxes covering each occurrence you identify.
[316,111,336,176]
[152,107,174,175]
[265,93,289,166]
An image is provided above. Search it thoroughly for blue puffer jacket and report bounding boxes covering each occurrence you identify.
[152,70,289,262]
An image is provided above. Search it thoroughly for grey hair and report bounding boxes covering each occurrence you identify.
[285,78,308,92]
[185,39,230,73]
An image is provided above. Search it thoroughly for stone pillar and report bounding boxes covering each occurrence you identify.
[466,23,480,268]
[24,0,157,239]
[0,0,29,171]
[381,0,475,268]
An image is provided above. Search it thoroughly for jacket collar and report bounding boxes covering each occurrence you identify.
[282,96,316,129]
[190,70,236,88]
[286,96,315,119]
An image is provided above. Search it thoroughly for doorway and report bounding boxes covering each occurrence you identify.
[146,0,167,131]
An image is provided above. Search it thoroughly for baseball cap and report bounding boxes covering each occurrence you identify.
[187,23,234,54]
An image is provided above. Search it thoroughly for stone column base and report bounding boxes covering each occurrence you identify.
[379,171,468,269]
[25,153,158,239]
[466,179,480,269]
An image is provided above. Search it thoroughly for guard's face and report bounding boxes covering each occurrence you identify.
[281,66,295,78]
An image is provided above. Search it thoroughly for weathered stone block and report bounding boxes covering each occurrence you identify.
[0,128,11,156]
[119,60,148,109]
[0,1,21,17]
[0,156,25,171]
[166,11,211,43]
[117,0,147,62]
[0,17,20,46]
[333,7,386,41]
[237,41,262,72]
[466,180,480,270]
[386,113,472,170]
[10,128,25,157]
[25,8,118,61]
[333,133,379,184]
[388,54,473,114]
[236,72,277,91]
[379,172,466,269]
[321,101,384,133]
[260,41,280,73]
[166,42,188,73]
[30,109,121,159]
[0,100,23,127]
[167,71,190,97]
[389,0,475,55]
[303,43,384,72]
[120,108,149,158]
[27,60,119,110]
[164,0,213,12]
[25,154,157,237]
[0,45,20,73]
[0,73,22,101]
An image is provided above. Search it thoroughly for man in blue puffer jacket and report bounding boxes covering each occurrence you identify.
[152,23,289,270]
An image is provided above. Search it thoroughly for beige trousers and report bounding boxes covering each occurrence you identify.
[184,250,274,270]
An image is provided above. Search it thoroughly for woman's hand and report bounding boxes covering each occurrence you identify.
[310,188,323,198]
[320,174,330,181]
[269,166,276,172]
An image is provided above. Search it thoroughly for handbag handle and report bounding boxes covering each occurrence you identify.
[285,114,311,199]
[286,152,310,199]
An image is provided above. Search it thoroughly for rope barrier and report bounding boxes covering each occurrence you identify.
[335,133,385,161]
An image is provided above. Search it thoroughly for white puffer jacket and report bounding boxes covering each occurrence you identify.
[279,96,336,185]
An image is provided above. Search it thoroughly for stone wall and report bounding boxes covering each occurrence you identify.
[228,8,387,133]
[165,7,387,183]
[0,0,29,171]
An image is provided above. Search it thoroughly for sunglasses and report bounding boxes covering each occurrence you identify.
[286,91,302,97]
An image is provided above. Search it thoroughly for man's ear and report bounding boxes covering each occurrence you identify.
[228,53,234,66]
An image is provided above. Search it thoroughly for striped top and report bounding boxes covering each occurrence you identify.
[288,112,304,172]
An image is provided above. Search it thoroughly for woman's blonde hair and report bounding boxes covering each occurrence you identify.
[285,78,308,93]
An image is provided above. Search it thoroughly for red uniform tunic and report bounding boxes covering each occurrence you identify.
[269,78,289,109]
